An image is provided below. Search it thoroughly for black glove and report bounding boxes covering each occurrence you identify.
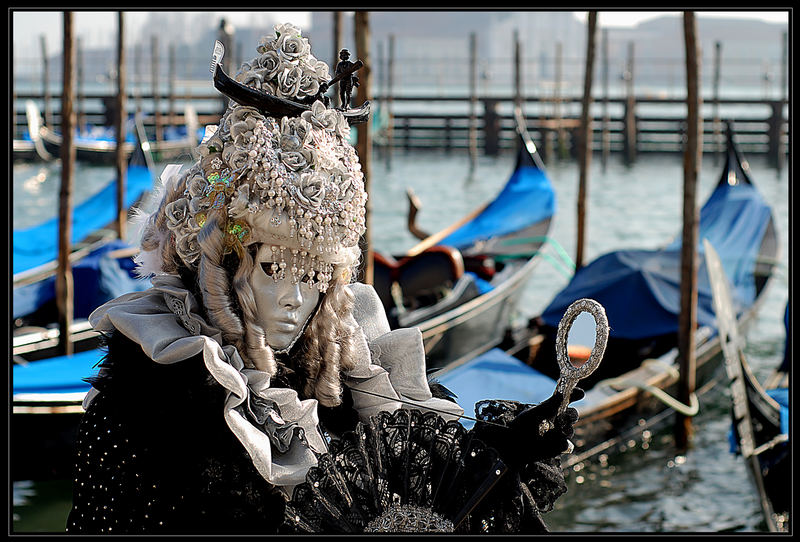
[473,387,584,471]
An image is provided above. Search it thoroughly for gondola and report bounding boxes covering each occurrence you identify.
[373,106,557,369]
[22,100,200,164]
[435,126,779,469]
[706,241,789,533]
[13,115,157,362]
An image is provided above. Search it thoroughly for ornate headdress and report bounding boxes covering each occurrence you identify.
[140,23,368,293]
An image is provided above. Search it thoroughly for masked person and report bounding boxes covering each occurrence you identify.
[66,23,580,535]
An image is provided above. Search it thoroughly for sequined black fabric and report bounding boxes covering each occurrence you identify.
[66,331,287,534]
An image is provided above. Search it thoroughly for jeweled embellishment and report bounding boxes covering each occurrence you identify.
[224,220,251,253]
[204,169,235,210]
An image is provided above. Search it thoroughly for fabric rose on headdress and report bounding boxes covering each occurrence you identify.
[255,50,282,79]
[274,23,310,63]
[276,65,303,99]
[302,100,340,133]
[295,171,327,209]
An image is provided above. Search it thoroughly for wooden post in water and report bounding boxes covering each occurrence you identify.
[40,35,52,127]
[387,33,395,171]
[331,11,343,109]
[712,41,722,164]
[468,32,478,170]
[168,42,176,129]
[151,35,162,142]
[56,11,76,357]
[134,43,142,113]
[576,12,597,271]
[514,30,522,110]
[376,40,384,163]
[778,30,787,172]
[675,10,702,451]
[513,30,523,156]
[77,37,84,132]
[354,11,373,286]
[623,41,637,165]
[601,27,610,172]
[554,41,565,159]
[115,12,128,240]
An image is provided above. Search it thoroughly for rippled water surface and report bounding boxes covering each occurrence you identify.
[12,144,789,532]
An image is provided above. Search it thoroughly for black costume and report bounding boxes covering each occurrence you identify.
[67,329,575,534]
[66,24,580,535]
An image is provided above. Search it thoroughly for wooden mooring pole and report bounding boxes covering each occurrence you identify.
[554,41,566,159]
[355,11,373,286]
[115,12,128,240]
[151,35,162,142]
[40,35,52,127]
[77,37,84,132]
[134,43,142,113]
[387,33,395,171]
[576,12,597,271]
[712,41,722,165]
[168,42,176,128]
[675,10,702,451]
[468,32,478,170]
[623,41,637,165]
[514,30,522,110]
[56,11,76,357]
[601,27,610,172]
[777,30,787,173]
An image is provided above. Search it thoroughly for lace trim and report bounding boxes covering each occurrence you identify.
[364,503,454,533]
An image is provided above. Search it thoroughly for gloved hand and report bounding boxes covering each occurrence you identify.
[473,387,584,471]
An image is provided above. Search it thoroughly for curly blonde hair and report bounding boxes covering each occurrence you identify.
[135,162,362,407]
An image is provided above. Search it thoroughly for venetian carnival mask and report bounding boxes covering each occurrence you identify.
[250,242,320,353]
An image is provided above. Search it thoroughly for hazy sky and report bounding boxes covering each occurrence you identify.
[12,10,789,56]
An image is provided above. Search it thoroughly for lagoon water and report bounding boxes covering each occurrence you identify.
[12,144,789,532]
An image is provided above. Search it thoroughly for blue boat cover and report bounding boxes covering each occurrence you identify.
[438,163,556,250]
[75,124,136,144]
[13,164,153,276]
[767,388,789,437]
[436,348,587,429]
[12,238,152,319]
[13,348,104,395]
[541,178,773,340]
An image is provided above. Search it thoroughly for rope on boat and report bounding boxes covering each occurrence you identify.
[494,236,576,279]
[595,358,700,417]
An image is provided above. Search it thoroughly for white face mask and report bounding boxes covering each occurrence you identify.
[250,244,321,353]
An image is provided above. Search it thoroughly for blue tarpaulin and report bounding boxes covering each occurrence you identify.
[13,348,104,395]
[12,239,152,319]
[13,164,152,276]
[439,164,556,250]
[435,348,583,429]
[541,176,773,340]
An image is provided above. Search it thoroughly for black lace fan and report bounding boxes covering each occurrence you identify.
[282,408,508,533]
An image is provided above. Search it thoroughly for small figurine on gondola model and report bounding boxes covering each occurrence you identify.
[334,48,360,109]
